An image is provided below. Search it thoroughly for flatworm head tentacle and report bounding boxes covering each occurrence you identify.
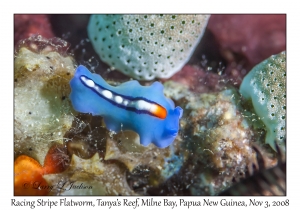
[69,65,183,148]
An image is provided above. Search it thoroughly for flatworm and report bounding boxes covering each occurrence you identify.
[69,65,183,148]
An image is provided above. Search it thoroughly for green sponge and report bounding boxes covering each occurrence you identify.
[240,51,286,151]
[87,14,209,80]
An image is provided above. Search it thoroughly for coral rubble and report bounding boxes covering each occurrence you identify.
[181,88,260,195]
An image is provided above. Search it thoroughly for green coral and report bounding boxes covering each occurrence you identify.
[240,51,286,151]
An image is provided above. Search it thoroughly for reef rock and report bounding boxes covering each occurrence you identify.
[178,87,270,195]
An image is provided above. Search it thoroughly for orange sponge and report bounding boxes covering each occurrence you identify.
[14,144,69,195]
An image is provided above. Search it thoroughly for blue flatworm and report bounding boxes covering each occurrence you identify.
[69,65,183,148]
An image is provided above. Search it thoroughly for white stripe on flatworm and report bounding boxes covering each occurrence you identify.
[81,76,95,88]
[85,79,95,87]
[102,90,113,99]
[115,95,123,104]
[135,100,152,111]
[150,104,157,113]
[123,100,129,106]
[81,76,159,113]
[94,85,101,92]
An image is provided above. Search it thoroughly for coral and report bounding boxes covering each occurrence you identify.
[87,14,210,80]
[240,51,286,151]
[14,35,77,164]
[70,65,183,148]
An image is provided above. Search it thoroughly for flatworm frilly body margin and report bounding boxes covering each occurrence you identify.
[70,65,183,148]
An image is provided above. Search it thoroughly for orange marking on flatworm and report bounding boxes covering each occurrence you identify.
[152,104,167,119]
